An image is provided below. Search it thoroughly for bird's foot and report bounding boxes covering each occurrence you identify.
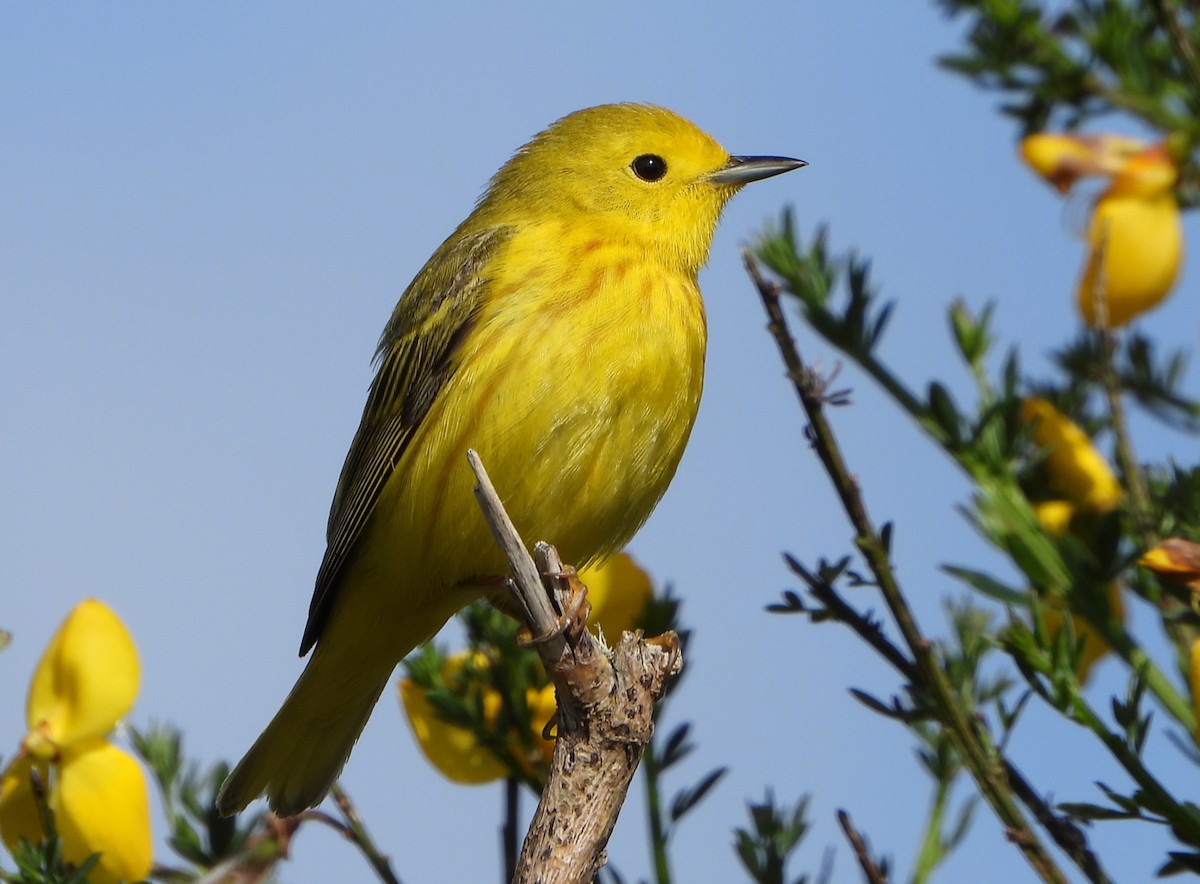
[516,566,591,648]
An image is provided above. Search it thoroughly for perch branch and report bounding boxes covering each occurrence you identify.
[467,449,683,884]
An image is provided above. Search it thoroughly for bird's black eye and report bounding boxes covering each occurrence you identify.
[631,154,668,182]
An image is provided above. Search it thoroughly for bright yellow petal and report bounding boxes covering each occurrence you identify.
[1033,500,1076,537]
[579,552,654,640]
[1021,398,1121,513]
[1191,638,1200,749]
[1077,145,1182,328]
[1020,133,1147,193]
[526,684,558,766]
[25,600,140,755]
[1140,539,1200,579]
[1021,133,1100,193]
[53,739,152,884]
[398,678,507,785]
[0,755,52,856]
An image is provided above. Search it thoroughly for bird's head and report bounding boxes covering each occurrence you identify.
[482,104,803,273]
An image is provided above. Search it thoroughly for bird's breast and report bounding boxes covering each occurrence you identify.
[385,224,708,586]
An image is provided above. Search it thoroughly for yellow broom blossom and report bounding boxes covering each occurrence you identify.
[1077,144,1182,328]
[0,600,151,884]
[1022,400,1124,682]
[398,651,508,785]
[525,684,558,769]
[400,648,564,786]
[1019,132,1183,328]
[1031,496,1125,683]
[1021,398,1122,513]
[1140,538,1200,587]
[1021,133,1146,194]
[1190,638,1200,748]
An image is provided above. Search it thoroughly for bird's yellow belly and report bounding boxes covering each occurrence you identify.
[355,252,707,619]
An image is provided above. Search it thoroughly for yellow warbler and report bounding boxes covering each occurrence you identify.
[217,104,802,816]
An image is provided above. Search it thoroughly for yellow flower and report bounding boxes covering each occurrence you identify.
[399,651,506,785]
[1019,132,1183,328]
[399,670,508,785]
[1032,497,1123,682]
[23,600,140,758]
[0,600,151,884]
[1190,638,1200,748]
[1021,398,1121,513]
[1140,538,1200,585]
[579,552,654,641]
[400,650,562,785]
[1022,404,1124,682]
[525,684,558,768]
[1032,499,1075,536]
[1078,144,1182,328]
[1020,133,1146,194]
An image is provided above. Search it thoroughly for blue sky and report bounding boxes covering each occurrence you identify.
[3,3,1197,882]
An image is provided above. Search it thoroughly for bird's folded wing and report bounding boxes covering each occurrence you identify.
[299,224,513,655]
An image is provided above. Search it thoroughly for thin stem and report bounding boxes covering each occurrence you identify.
[1151,0,1200,97]
[1095,325,1197,709]
[911,777,951,884]
[1067,685,1200,845]
[837,810,887,884]
[1091,618,1194,731]
[330,783,403,884]
[643,738,673,884]
[1099,330,1156,548]
[796,557,1115,882]
[746,253,1069,884]
[504,777,520,884]
[1001,759,1111,883]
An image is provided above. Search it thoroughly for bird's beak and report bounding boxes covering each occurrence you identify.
[709,155,806,185]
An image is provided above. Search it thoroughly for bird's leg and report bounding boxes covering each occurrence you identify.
[463,567,592,647]
[517,568,591,649]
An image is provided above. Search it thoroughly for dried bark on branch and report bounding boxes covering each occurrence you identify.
[467,450,682,884]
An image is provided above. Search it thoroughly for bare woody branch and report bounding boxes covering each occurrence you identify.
[467,449,683,884]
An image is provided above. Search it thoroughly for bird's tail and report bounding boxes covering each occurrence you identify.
[216,642,391,817]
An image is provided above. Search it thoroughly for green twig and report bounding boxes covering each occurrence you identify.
[912,778,951,884]
[746,252,1070,884]
[1067,683,1200,845]
[837,810,887,884]
[1000,758,1111,884]
[330,783,403,884]
[1151,0,1200,97]
[642,737,673,884]
[1098,330,1157,548]
[789,555,1113,883]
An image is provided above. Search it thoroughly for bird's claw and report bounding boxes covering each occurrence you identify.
[516,569,591,648]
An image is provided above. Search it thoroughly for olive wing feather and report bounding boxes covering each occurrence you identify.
[299,225,511,655]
